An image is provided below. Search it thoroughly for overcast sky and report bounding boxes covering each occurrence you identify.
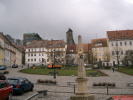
[0,0,133,43]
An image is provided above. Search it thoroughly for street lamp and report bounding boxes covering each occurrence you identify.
[53,49,56,79]
[14,60,16,65]
[51,49,56,79]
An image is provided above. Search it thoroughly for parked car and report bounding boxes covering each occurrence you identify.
[12,64,18,68]
[0,65,6,70]
[0,80,13,100]
[0,72,6,80]
[7,77,34,95]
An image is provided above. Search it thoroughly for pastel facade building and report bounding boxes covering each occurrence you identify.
[107,30,133,66]
[25,39,66,66]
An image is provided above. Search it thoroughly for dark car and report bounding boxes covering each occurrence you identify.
[12,64,18,68]
[0,80,13,100]
[7,77,34,95]
[0,65,6,70]
[0,72,6,80]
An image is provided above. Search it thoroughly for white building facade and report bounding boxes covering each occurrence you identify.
[25,40,66,66]
[107,30,133,66]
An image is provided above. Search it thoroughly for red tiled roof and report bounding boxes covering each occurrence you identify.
[67,44,89,54]
[88,43,92,50]
[107,30,133,40]
[91,38,107,48]
[66,44,77,54]
[26,40,65,48]
[0,32,10,44]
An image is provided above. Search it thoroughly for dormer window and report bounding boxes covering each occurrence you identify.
[95,43,102,46]
[117,33,121,35]
[122,36,127,39]
[112,37,116,39]
[125,33,129,34]
[70,50,74,52]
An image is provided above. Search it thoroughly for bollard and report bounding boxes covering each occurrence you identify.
[37,90,48,98]
[107,85,109,95]
[74,85,75,93]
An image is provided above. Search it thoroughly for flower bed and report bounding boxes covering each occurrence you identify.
[37,79,57,84]
[93,82,115,88]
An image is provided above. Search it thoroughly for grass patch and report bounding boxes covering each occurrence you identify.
[19,67,107,76]
[116,66,133,75]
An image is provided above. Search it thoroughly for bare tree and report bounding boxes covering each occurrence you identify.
[66,54,77,64]
[88,50,97,66]
[111,46,122,69]
[122,50,133,66]
[48,49,65,65]
[104,52,110,62]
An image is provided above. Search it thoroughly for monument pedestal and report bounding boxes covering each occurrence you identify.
[70,95,94,100]
[70,77,94,100]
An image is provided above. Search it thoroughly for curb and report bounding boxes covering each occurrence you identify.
[25,92,38,100]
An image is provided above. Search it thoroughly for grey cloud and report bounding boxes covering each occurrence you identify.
[0,0,133,43]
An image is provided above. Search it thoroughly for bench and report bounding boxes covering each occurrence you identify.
[67,82,77,85]
[88,72,98,76]
[49,72,58,75]
[127,83,133,87]
[65,67,71,70]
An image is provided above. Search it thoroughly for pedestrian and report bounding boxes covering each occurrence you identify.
[112,66,115,72]
[28,64,29,68]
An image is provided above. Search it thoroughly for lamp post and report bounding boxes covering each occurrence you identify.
[51,49,56,79]
[14,60,16,65]
[53,49,56,79]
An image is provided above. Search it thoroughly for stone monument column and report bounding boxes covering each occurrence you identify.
[70,35,94,100]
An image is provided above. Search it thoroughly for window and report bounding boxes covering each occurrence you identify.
[34,59,36,61]
[129,41,132,45]
[117,33,121,35]
[116,42,118,46]
[28,54,30,57]
[28,59,30,62]
[111,42,113,46]
[120,42,122,46]
[121,51,123,55]
[58,44,61,47]
[42,53,44,56]
[49,44,52,47]
[31,59,33,62]
[29,49,30,52]
[112,51,114,55]
[125,41,127,46]
[39,53,41,56]
[34,53,36,56]
[95,43,102,46]
[0,82,8,89]
[31,54,33,56]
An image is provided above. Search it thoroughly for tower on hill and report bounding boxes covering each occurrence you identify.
[66,28,75,45]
